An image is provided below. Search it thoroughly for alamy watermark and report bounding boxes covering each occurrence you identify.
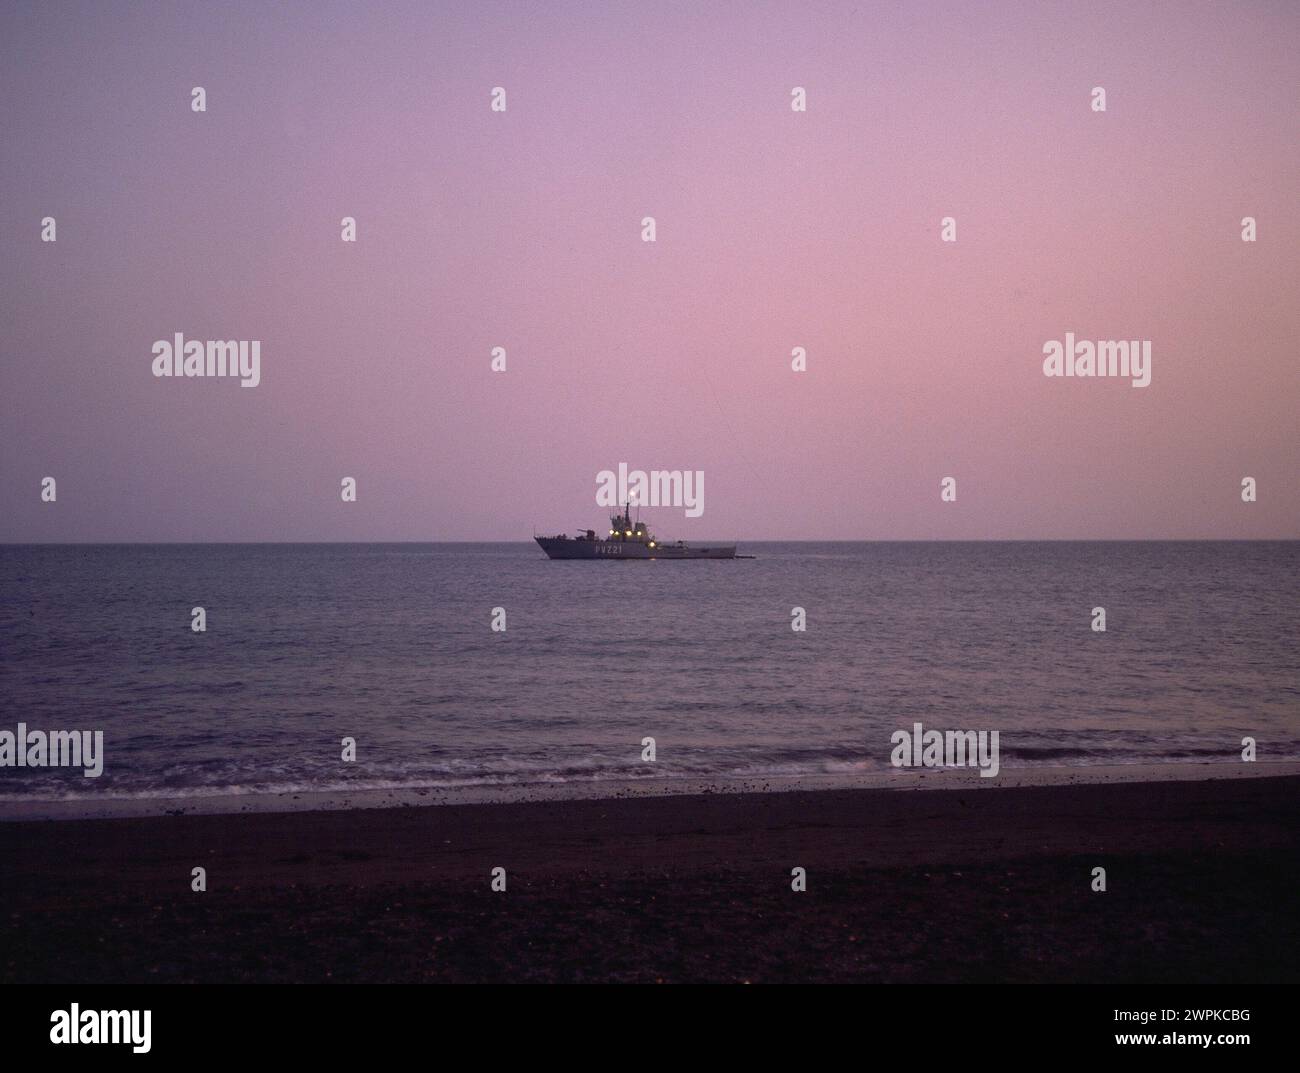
[0,723,104,777]
[596,463,704,517]
[1042,334,1151,388]
[890,721,1000,778]
[50,1004,150,1053]
[151,332,261,387]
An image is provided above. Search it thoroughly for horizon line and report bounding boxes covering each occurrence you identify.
[3,538,1298,547]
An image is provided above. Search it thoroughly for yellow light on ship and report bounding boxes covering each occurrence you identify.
[649,541,656,548]
[625,530,632,536]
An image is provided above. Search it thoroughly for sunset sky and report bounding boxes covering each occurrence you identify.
[2,0,1296,540]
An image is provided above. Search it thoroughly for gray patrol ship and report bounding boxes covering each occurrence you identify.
[535,502,737,560]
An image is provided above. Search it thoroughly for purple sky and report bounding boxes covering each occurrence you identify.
[2,1,1296,541]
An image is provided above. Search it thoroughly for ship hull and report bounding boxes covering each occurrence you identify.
[535,537,736,560]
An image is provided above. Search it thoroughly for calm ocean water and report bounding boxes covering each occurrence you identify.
[1,542,1297,807]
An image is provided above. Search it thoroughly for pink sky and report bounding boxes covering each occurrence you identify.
[2,1,1296,540]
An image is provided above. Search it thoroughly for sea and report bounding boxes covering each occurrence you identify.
[1,542,1297,815]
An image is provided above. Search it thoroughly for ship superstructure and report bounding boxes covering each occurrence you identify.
[534,502,736,560]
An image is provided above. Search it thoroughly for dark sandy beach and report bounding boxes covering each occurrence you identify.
[2,774,1296,984]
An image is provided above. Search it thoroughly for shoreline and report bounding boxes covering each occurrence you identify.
[2,758,1298,823]
[3,770,1297,982]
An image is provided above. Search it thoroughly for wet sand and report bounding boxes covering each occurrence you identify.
[2,772,1297,983]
